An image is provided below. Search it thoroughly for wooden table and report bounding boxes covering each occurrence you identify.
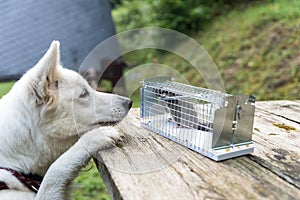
[96,100,300,200]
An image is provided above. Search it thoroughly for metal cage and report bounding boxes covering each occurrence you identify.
[140,77,256,161]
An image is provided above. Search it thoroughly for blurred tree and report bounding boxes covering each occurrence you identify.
[110,0,121,8]
[111,0,266,33]
[150,0,217,33]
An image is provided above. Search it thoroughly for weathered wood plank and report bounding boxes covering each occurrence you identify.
[255,100,300,123]
[251,101,300,189]
[96,102,300,200]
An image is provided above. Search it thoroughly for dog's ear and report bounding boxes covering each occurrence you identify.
[37,40,61,82]
[32,41,61,106]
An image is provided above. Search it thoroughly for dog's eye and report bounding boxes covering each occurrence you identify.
[79,89,89,98]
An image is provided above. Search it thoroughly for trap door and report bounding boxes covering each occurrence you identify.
[212,95,255,148]
[140,83,174,136]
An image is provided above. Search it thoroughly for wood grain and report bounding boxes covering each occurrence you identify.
[255,100,300,123]
[96,101,300,200]
[251,101,300,189]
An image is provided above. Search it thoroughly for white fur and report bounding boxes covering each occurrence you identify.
[0,41,131,200]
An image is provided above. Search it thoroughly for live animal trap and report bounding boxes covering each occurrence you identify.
[140,77,256,161]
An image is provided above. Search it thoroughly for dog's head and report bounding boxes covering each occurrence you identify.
[20,41,132,139]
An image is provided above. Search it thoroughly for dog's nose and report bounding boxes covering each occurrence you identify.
[128,99,133,109]
[121,97,133,110]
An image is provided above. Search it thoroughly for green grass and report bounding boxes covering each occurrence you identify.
[115,0,300,101]
[194,0,300,100]
[0,82,110,200]
[0,81,15,98]
[72,162,110,200]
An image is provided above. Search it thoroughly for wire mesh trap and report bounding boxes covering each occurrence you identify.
[140,77,256,161]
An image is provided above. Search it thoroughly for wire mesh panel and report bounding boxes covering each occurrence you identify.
[140,77,256,161]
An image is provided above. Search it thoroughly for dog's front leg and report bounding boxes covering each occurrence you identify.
[34,127,122,200]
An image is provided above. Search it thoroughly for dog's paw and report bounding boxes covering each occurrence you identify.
[79,127,123,153]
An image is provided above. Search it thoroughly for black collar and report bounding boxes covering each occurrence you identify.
[0,167,43,192]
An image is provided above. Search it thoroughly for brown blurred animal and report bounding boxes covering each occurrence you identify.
[81,58,127,95]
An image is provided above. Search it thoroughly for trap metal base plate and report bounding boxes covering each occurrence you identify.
[142,120,254,161]
[199,143,254,161]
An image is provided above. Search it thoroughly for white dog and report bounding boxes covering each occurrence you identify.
[0,41,132,200]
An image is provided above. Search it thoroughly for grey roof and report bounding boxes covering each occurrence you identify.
[0,0,116,81]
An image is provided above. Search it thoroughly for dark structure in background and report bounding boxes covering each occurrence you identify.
[0,0,126,94]
[81,57,127,95]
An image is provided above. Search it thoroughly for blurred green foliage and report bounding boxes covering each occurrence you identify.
[148,0,215,33]
[113,0,300,101]
[72,162,111,200]
[112,0,263,33]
